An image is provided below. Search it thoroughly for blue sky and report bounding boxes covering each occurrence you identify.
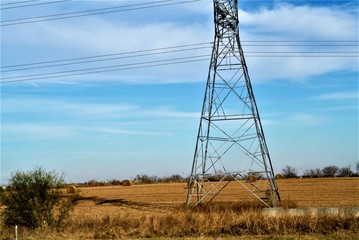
[1,0,358,184]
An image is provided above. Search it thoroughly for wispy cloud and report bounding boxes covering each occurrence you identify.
[1,123,170,141]
[240,4,358,82]
[286,113,325,127]
[239,4,357,40]
[1,97,199,140]
[1,98,139,117]
[1,123,77,140]
[313,91,358,101]
[83,126,169,136]
[142,107,199,118]
[1,97,199,119]
[2,3,357,85]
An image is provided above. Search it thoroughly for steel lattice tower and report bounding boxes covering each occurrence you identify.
[186,0,280,207]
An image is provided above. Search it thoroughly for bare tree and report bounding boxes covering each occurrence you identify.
[134,174,159,184]
[322,165,339,177]
[303,168,323,178]
[164,174,184,183]
[338,166,353,177]
[281,165,298,179]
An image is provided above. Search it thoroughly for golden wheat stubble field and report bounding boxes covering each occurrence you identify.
[3,178,357,239]
[74,177,359,218]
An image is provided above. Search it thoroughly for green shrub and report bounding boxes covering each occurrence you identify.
[0,167,78,229]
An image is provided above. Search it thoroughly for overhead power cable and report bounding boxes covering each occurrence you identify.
[246,54,358,57]
[1,0,70,10]
[1,42,213,72]
[0,55,210,84]
[241,40,358,42]
[1,0,201,26]
[1,54,357,84]
[240,40,359,47]
[1,40,357,84]
[1,54,209,80]
[1,0,38,6]
[2,40,357,70]
[242,44,358,47]
[2,50,357,73]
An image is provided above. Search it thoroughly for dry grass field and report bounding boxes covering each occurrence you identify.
[74,177,359,216]
[1,177,358,239]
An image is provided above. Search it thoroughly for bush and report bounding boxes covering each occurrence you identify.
[0,167,78,229]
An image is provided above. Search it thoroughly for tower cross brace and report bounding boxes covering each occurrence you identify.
[185,0,280,207]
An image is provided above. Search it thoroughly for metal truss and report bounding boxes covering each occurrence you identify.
[186,0,280,207]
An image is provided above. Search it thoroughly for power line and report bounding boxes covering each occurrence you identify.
[241,40,358,42]
[1,53,357,84]
[1,40,357,84]
[1,42,213,71]
[1,46,211,72]
[1,54,209,80]
[2,50,357,73]
[242,44,359,46]
[246,55,358,57]
[243,45,358,47]
[2,41,357,70]
[1,0,38,6]
[1,0,201,26]
[1,0,70,10]
[0,56,210,84]
[241,40,359,47]
[248,52,358,53]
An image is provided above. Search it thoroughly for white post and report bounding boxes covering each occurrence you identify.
[15,225,18,240]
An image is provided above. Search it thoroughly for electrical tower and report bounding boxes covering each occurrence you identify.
[186,0,280,207]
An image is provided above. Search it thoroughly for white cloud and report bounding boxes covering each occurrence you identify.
[2,16,212,84]
[142,107,199,118]
[1,97,199,118]
[262,112,327,129]
[239,4,358,82]
[177,0,213,14]
[286,113,325,127]
[17,17,212,55]
[1,123,167,141]
[1,98,139,117]
[1,123,77,139]
[239,5,357,40]
[83,126,169,136]
[313,91,358,101]
[2,3,357,84]
[1,98,198,141]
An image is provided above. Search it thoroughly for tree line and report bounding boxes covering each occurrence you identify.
[80,174,187,187]
[281,163,359,179]
[81,163,359,187]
